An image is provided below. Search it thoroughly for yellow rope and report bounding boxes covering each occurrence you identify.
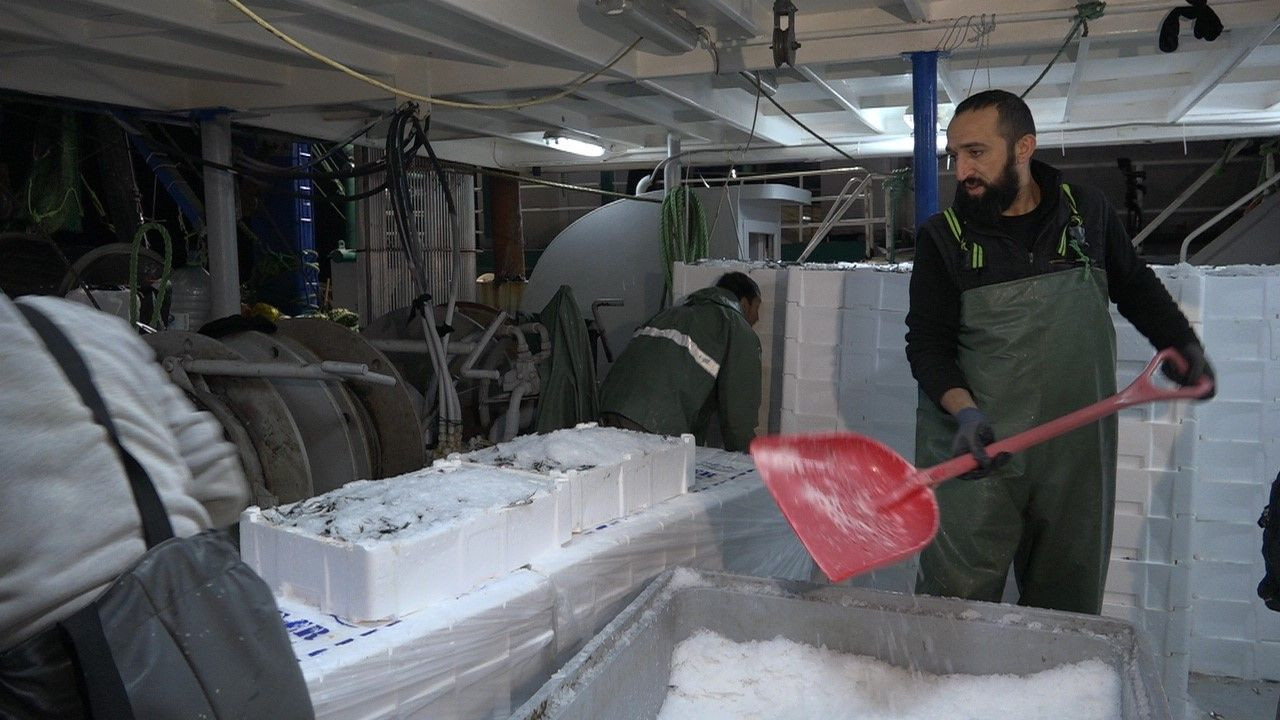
[225,0,640,111]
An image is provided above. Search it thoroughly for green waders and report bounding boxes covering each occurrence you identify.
[914,265,1118,614]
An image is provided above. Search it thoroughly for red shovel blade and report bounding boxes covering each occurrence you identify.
[750,432,938,583]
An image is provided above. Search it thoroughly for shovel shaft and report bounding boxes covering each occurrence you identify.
[923,348,1212,485]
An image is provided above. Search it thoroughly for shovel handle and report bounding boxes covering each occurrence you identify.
[924,348,1212,485]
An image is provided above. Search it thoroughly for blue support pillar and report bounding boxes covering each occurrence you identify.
[910,51,940,228]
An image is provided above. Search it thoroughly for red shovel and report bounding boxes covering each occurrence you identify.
[750,349,1213,583]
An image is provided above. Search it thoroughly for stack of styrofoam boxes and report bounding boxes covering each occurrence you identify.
[452,425,696,533]
[673,261,790,435]
[1181,267,1280,688]
[1102,265,1199,713]
[240,464,571,622]
[779,264,916,458]
[778,264,919,591]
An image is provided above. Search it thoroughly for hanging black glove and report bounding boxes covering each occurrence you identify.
[1159,0,1223,53]
[951,407,1010,480]
[1160,341,1216,399]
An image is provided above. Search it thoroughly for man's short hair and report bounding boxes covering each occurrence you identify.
[715,271,760,302]
[954,89,1036,146]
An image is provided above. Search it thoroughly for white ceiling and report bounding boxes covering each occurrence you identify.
[2,0,1279,169]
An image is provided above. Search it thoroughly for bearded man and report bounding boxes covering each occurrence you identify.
[904,89,1214,614]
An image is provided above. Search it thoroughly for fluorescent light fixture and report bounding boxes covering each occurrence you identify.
[542,132,606,157]
[596,0,700,54]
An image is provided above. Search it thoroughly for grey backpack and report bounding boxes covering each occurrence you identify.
[0,303,314,719]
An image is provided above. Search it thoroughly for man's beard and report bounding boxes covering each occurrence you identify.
[954,153,1020,223]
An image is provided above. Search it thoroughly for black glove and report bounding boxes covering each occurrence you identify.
[951,407,1009,480]
[1161,341,1215,400]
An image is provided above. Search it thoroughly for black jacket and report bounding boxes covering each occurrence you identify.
[905,159,1198,407]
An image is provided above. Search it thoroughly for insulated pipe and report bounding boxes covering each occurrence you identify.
[664,134,681,194]
[177,358,397,386]
[200,113,241,319]
[459,311,508,381]
[909,51,940,229]
[503,383,529,441]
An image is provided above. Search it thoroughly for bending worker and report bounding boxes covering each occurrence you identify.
[600,271,762,452]
[905,89,1214,614]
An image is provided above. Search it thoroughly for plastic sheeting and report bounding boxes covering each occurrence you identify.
[285,448,812,719]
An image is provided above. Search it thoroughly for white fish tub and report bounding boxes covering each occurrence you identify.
[240,463,570,622]
[512,569,1170,720]
[453,425,695,531]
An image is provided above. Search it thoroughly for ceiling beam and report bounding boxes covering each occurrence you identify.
[1165,14,1280,122]
[936,57,962,104]
[795,65,884,134]
[575,86,714,142]
[638,76,806,145]
[276,0,506,68]
[2,5,290,86]
[1062,36,1090,123]
[901,0,929,23]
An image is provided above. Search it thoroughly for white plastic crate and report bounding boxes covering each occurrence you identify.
[240,464,569,622]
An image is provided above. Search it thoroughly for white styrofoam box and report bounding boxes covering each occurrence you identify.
[1203,274,1267,320]
[1197,399,1265,442]
[1257,608,1280,643]
[795,342,841,381]
[779,411,839,434]
[868,386,917,425]
[240,466,566,622]
[559,464,624,532]
[840,311,878,350]
[796,377,840,417]
[1192,479,1269,523]
[458,427,695,532]
[1113,322,1153,363]
[781,373,797,411]
[1195,439,1268,483]
[798,306,842,345]
[838,351,875,387]
[1190,560,1257,602]
[1256,641,1280,682]
[870,420,915,458]
[1189,635,1256,678]
[1116,468,1180,520]
[783,338,800,371]
[1112,513,1147,559]
[1117,419,1194,472]
[1190,520,1264,564]
[1214,359,1267,402]
[841,270,880,309]
[1202,318,1270,361]
[1193,599,1257,641]
[784,302,801,339]
[798,268,845,308]
[620,452,653,516]
[837,385,871,426]
[877,270,911,311]
[876,310,908,350]
[873,347,914,386]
